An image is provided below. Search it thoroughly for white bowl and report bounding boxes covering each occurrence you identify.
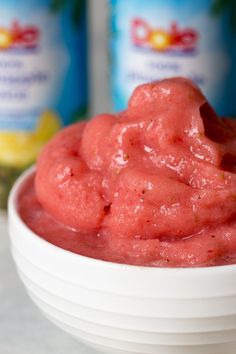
[8,167,236,354]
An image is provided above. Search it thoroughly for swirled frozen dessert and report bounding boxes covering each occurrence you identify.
[19,78,236,267]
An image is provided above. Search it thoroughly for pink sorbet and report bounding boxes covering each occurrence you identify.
[19,77,236,267]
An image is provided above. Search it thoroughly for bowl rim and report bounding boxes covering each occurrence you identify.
[8,165,236,275]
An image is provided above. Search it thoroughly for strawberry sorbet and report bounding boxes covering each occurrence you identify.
[19,78,236,267]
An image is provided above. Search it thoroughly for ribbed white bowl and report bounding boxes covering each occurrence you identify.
[8,168,236,354]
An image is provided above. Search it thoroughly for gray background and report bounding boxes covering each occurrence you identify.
[0,1,108,353]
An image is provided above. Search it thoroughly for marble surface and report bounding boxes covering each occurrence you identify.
[0,0,108,353]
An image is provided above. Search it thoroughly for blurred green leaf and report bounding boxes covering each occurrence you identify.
[71,104,88,122]
[211,0,236,31]
[50,0,67,12]
[50,0,85,25]
[211,0,229,14]
[72,0,85,25]
[0,164,30,209]
[231,0,236,30]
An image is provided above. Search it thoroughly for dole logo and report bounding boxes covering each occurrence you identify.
[0,20,40,50]
[131,18,198,53]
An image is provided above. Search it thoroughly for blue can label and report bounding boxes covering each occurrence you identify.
[0,0,88,133]
[110,0,235,116]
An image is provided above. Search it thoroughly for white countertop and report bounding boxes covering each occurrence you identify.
[0,1,109,352]
[0,213,96,354]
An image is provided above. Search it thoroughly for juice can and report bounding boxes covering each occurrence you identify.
[0,0,88,208]
[109,0,235,115]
